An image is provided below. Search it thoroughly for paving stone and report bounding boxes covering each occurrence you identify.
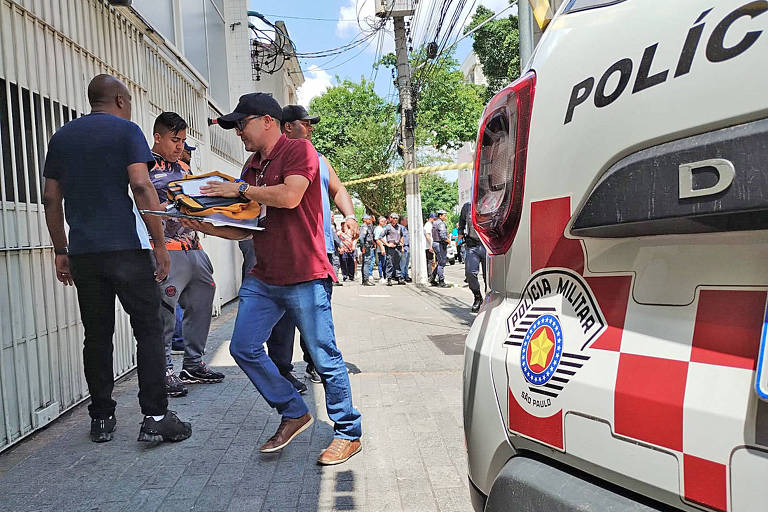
[0,265,475,511]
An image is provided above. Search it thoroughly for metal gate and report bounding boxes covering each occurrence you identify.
[0,0,241,451]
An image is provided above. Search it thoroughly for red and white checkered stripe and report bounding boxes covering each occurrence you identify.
[506,196,765,511]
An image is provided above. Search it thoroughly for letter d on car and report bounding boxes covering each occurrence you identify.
[678,158,735,199]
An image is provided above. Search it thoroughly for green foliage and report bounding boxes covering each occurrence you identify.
[309,80,403,217]
[378,48,486,151]
[466,5,521,98]
[412,51,485,150]
[419,173,458,223]
[310,49,481,216]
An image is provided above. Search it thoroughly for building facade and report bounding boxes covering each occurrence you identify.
[0,0,301,452]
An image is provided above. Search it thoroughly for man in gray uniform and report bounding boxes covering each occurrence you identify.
[431,210,450,288]
[458,201,487,312]
[149,112,224,397]
[383,213,405,286]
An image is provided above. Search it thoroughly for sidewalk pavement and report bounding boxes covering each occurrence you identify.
[0,263,478,512]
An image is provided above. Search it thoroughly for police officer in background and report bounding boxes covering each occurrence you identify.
[431,210,450,288]
[359,214,376,286]
[458,201,487,312]
[383,213,405,286]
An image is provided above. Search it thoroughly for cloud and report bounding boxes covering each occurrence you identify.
[337,0,395,55]
[297,65,333,108]
[337,0,375,38]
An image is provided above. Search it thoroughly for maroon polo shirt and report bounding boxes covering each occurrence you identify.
[242,134,336,286]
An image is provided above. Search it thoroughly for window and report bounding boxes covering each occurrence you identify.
[0,79,76,203]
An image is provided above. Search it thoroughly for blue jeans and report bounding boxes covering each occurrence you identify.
[361,248,373,281]
[377,252,386,278]
[230,276,362,439]
[400,248,410,279]
[172,305,184,343]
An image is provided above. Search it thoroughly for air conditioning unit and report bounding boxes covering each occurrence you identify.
[375,0,416,18]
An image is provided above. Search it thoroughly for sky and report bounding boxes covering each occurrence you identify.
[248,0,514,107]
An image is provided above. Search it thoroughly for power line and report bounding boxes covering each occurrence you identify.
[255,13,359,22]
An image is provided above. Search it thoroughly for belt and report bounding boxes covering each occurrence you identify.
[151,240,200,251]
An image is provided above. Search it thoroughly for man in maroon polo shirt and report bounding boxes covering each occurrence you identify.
[192,93,362,465]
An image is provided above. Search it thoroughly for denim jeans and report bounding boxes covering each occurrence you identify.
[400,248,410,279]
[230,276,362,439]
[377,252,386,278]
[266,313,315,375]
[173,305,184,343]
[361,248,373,282]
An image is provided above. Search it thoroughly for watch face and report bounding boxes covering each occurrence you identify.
[239,183,248,193]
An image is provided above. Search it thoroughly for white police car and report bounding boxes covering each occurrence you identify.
[463,1,768,511]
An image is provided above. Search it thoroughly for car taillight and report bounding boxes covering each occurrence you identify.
[472,71,536,255]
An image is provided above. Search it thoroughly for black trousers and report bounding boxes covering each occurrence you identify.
[385,246,402,279]
[340,252,355,279]
[69,249,168,419]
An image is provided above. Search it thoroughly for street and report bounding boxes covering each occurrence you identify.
[0,263,477,512]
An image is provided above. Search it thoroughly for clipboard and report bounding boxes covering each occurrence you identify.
[140,207,263,231]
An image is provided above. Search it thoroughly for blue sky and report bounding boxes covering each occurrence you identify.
[249,0,512,106]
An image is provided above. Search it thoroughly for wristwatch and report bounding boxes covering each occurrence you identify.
[345,215,357,221]
[238,182,250,200]
[54,247,68,255]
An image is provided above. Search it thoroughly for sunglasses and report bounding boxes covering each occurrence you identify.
[235,115,263,131]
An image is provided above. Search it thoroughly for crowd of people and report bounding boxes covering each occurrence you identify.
[41,73,486,467]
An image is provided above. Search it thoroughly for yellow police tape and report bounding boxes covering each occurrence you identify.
[341,162,473,186]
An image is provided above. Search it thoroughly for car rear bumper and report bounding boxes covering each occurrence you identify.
[469,476,488,512]
[484,456,674,512]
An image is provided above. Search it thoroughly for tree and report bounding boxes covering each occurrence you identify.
[309,80,403,217]
[419,173,458,223]
[379,48,485,151]
[466,5,521,98]
[310,51,482,216]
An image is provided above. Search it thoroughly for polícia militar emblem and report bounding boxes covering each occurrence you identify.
[520,314,563,386]
[504,268,609,417]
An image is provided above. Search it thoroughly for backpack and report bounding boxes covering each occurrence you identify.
[166,171,261,220]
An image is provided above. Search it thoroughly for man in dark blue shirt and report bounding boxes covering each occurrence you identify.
[42,74,192,444]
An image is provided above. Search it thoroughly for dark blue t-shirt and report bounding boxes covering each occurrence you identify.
[43,113,155,255]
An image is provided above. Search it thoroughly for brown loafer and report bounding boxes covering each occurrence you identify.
[317,438,362,465]
[260,413,313,453]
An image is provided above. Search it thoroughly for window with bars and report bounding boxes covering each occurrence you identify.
[0,79,78,204]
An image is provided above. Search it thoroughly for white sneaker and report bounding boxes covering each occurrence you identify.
[379,278,386,284]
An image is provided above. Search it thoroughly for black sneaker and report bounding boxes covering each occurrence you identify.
[179,362,225,384]
[405,277,412,283]
[284,373,307,394]
[437,281,450,288]
[471,294,483,313]
[90,415,116,443]
[397,279,406,285]
[166,370,188,397]
[305,365,322,384]
[362,280,375,286]
[138,411,191,442]
[387,279,393,286]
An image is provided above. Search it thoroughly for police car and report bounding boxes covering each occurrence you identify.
[463,1,768,511]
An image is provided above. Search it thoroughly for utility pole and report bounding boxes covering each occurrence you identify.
[380,1,428,284]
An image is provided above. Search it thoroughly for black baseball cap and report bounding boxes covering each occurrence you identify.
[217,93,282,129]
[281,105,320,125]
